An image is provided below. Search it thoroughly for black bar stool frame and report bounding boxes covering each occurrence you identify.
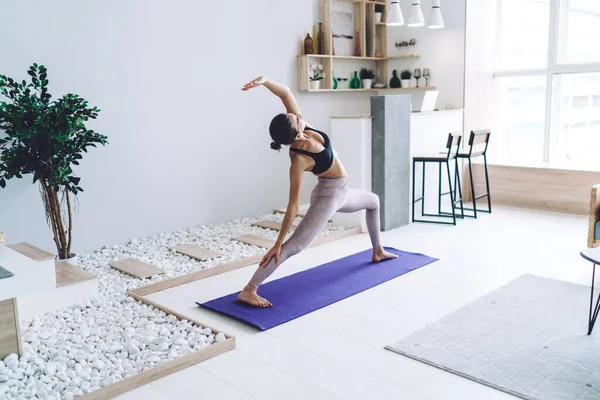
[455,130,492,219]
[412,133,464,225]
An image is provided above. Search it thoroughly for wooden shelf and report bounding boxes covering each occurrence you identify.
[298,0,402,92]
[387,54,420,59]
[337,0,386,4]
[299,54,420,61]
[308,86,437,93]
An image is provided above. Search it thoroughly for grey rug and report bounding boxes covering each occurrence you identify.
[385,274,600,400]
[0,266,13,279]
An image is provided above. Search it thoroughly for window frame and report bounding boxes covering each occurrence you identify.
[492,0,600,168]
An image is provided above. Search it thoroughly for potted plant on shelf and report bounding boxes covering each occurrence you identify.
[360,68,375,89]
[0,63,108,261]
[375,4,384,23]
[309,64,324,90]
[401,70,412,88]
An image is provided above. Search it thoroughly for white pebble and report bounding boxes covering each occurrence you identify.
[108,344,124,354]
[216,333,226,343]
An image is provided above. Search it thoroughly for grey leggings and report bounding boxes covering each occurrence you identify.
[249,177,381,288]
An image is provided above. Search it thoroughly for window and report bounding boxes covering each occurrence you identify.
[491,76,547,166]
[498,0,550,69]
[493,0,600,171]
[559,1,600,64]
[551,72,600,170]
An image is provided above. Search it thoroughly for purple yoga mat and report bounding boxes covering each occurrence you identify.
[197,247,438,331]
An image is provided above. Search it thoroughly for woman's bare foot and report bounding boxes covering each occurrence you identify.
[372,246,398,263]
[237,286,272,308]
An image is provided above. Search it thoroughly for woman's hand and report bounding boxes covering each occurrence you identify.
[241,76,266,91]
[259,244,282,268]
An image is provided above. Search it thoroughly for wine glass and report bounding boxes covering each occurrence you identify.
[413,69,422,88]
[423,68,430,87]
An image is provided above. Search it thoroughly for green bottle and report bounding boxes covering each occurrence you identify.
[332,70,338,89]
[390,70,401,88]
[350,71,361,89]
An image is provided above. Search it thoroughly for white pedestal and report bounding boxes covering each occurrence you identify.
[329,116,373,232]
[0,247,56,303]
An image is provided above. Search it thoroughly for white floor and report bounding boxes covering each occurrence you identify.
[115,206,593,400]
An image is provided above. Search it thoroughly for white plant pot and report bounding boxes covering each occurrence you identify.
[362,79,373,89]
[375,12,383,23]
[56,253,77,265]
[309,80,321,90]
[401,79,411,88]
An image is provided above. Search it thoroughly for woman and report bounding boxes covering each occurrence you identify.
[239,76,397,308]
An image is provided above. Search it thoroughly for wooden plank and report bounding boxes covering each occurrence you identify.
[109,259,164,279]
[55,261,96,288]
[465,163,600,215]
[129,254,265,297]
[81,331,235,399]
[0,298,21,359]
[232,235,276,249]
[130,227,362,297]
[251,220,298,231]
[7,242,54,262]
[174,244,223,261]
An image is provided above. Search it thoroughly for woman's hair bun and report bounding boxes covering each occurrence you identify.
[270,141,282,150]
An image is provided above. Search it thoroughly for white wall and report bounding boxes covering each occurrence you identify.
[386,0,466,110]
[0,0,467,255]
[0,0,369,254]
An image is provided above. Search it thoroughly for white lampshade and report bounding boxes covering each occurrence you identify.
[428,0,444,29]
[387,1,404,26]
[407,1,425,27]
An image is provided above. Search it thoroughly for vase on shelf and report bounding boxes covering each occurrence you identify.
[309,80,321,90]
[318,23,325,54]
[375,12,383,23]
[362,79,373,89]
[332,70,338,89]
[350,71,361,89]
[401,79,411,88]
[390,70,401,88]
[304,33,314,55]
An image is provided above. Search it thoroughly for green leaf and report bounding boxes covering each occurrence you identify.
[0,179,5,188]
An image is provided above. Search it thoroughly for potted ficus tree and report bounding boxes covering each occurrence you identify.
[0,63,108,261]
[360,68,375,89]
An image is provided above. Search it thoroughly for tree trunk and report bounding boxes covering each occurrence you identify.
[40,180,69,259]
[66,190,73,257]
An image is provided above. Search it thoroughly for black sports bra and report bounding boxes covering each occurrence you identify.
[289,127,334,175]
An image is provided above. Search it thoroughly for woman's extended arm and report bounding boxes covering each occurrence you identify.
[242,76,300,115]
[258,156,308,267]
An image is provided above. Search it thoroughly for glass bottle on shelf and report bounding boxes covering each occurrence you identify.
[318,23,325,54]
[304,33,314,55]
[350,71,361,89]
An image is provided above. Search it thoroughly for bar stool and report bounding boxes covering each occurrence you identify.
[412,133,463,225]
[456,130,492,218]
